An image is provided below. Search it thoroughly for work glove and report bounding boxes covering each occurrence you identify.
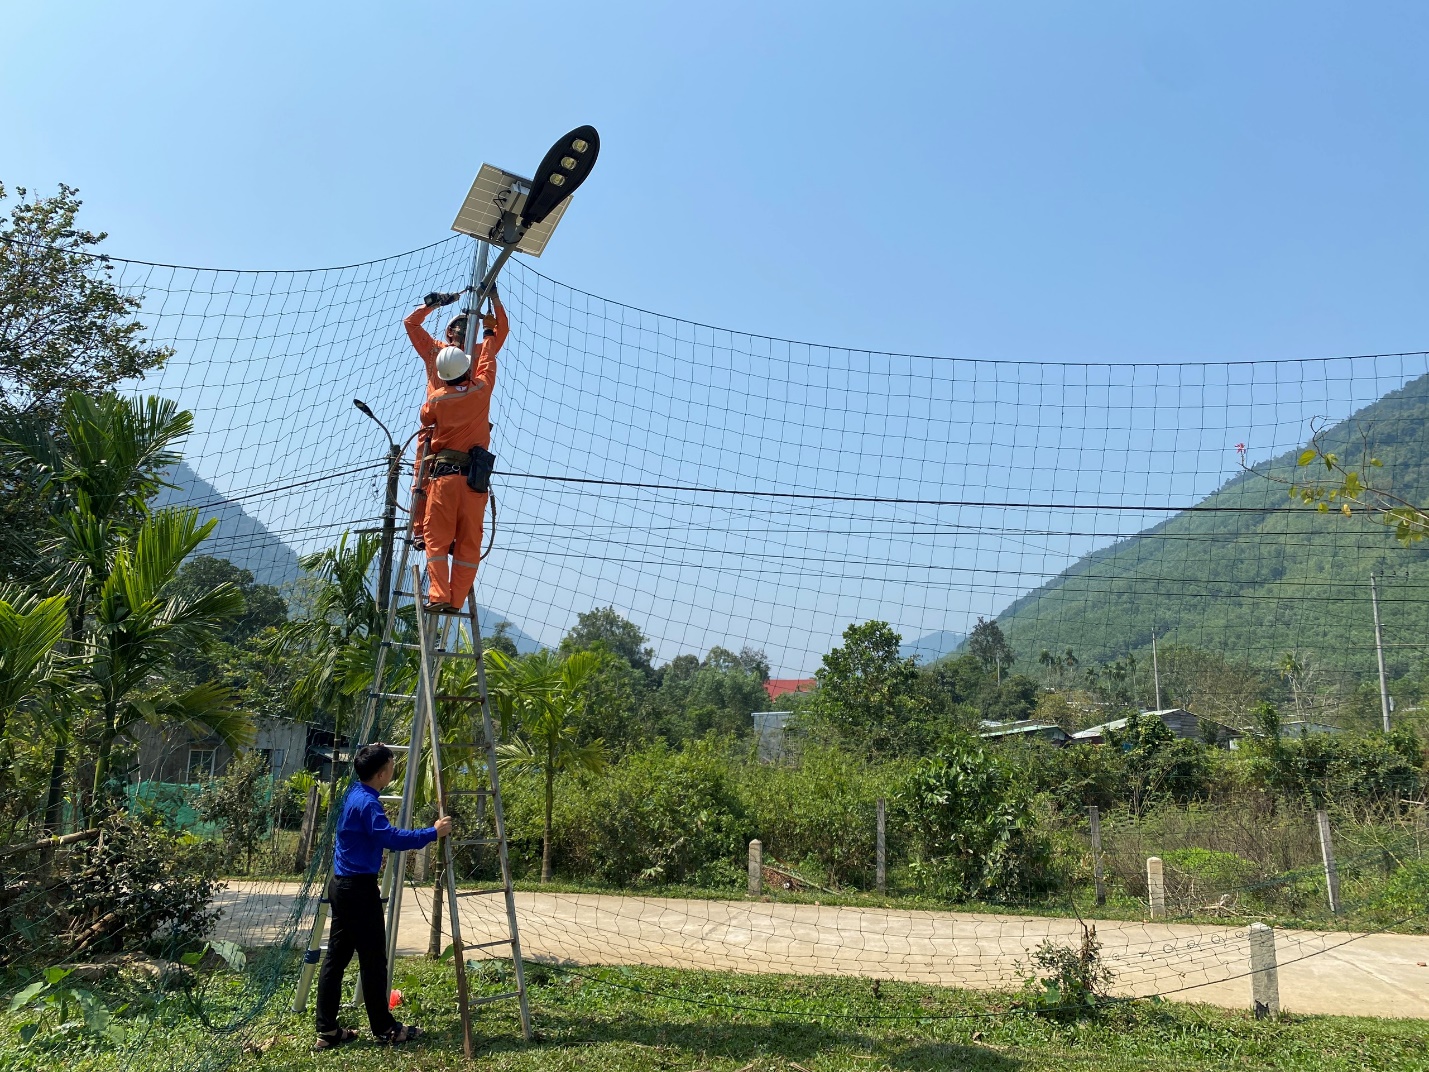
[422,291,462,308]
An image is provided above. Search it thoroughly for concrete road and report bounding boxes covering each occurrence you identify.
[213,882,1429,1019]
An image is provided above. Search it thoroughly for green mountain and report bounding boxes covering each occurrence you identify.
[996,372,1429,683]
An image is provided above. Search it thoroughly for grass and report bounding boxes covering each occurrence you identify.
[1,957,1426,1072]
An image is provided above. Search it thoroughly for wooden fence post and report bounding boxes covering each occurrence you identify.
[1147,856,1166,919]
[1248,922,1279,1019]
[1089,805,1106,907]
[876,798,886,895]
[1317,809,1341,914]
[748,839,763,897]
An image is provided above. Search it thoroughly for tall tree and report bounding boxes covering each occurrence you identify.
[0,390,192,832]
[559,606,655,674]
[270,532,384,775]
[0,183,172,583]
[492,649,605,882]
[811,620,924,756]
[86,507,250,800]
[967,617,1015,683]
[0,587,67,799]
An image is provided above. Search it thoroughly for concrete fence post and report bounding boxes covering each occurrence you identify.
[1248,922,1279,1019]
[876,798,887,895]
[1147,856,1166,919]
[748,839,763,897]
[1089,805,1106,907]
[1317,809,1341,914]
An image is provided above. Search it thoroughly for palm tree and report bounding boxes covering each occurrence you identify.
[86,507,251,800]
[491,649,605,882]
[0,586,68,798]
[0,391,191,831]
[270,532,385,780]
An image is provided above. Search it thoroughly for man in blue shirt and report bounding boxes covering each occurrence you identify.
[315,742,452,1049]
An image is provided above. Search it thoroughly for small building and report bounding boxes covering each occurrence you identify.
[1281,720,1345,739]
[1070,708,1242,749]
[130,716,308,784]
[978,720,1070,746]
[752,711,793,761]
[764,678,816,702]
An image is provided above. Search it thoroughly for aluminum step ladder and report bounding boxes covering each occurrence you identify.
[292,553,531,1055]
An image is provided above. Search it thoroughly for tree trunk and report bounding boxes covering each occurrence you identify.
[41,740,68,845]
[44,591,86,841]
[427,847,446,957]
[541,759,554,884]
[91,697,118,806]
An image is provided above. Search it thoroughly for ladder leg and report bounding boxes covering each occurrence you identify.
[416,571,476,1057]
[468,602,533,1040]
[291,895,329,1013]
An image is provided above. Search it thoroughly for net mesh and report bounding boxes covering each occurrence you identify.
[6,235,1429,1067]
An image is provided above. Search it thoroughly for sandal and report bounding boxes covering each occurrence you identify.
[314,1027,358,1051]
[380,1023,423,1045]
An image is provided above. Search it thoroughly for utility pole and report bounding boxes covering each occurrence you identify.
[376,442,402,616]
[1370,573,1391,733]
[352,399,402,616]
[1151,631,1162,711]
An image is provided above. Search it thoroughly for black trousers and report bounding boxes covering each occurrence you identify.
[314,874,399,1037]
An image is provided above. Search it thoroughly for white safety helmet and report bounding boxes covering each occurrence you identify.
[435,345,472,382]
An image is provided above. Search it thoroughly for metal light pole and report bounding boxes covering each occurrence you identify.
[1370,572,1391,733]
[1151,631,1162,711]
[353,399,402,616]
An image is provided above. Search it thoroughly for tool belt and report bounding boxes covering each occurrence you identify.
[428,446,496,494]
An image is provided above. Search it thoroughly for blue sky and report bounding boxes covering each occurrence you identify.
[5,1,1428,363]
[5,2,1429,673]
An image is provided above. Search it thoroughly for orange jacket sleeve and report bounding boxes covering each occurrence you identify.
[405,305,441,363]
[474,299,505,391]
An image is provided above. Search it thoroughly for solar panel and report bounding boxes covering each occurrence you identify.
[450,163,571,257]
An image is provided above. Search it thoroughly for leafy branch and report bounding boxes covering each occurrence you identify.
[1241,420,1429,544]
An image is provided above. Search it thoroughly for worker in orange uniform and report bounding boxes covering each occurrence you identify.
[418,332,499,613]
[403,285,507,550]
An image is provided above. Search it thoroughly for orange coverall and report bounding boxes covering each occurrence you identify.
[403,298,508,547]
[418,341,497,610]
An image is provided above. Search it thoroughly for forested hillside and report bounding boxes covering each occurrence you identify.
[997,372,1429,681]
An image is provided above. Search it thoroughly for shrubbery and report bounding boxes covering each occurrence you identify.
[740,745,904,887]
[897,738,1059,900]
[3,814,221,968]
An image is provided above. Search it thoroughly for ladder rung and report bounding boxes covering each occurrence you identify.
[452,838,501,848]
[455,887,509,898]
[428,607,472,617]
[470,938,514,950]
[433,649,481,660]
[378,794,403,803]
[386,744,409,752]
[384,641,422,651]
[468,990,520,1007]
[393,589,414,597]
[446,788,491,796]
[372,691,417,702]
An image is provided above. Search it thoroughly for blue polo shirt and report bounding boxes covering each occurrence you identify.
[332,782,439,877]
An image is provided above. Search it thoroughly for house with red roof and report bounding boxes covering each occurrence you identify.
[763,678,816,702]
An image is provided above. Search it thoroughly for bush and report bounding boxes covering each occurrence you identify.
[196,751,273,872]
[740,745,903,887]
[544,739,750,886]
[1015,925,1115,1018]
[3,814,222,967]
[897,738,1058,901]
